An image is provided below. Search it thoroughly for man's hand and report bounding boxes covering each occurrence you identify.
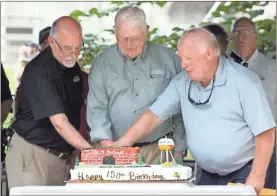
[100,139,113,147]
[245,171,266,195]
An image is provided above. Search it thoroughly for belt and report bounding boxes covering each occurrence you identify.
[45,148,71,160]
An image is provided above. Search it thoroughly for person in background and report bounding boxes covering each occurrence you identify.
[15,45,32,87]
[38,26,51,52]
[202,23,229,57]
[230,16,276,190]
[87,6,187,165]
[5,16,91,190]
[113,28,275,195]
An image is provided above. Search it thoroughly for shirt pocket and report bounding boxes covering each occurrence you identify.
[149,74,171,96]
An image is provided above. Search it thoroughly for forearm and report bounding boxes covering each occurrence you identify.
[251,128,275,176]
[1,99,12,125]
[119,110,164,146]
[51,114,91,150]
[172,115,187,153]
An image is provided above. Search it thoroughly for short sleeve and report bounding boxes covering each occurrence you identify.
[240,77,276,136]
[23,69,65,120]
[150,77,181,120]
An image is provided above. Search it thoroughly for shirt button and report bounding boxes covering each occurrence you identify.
[135,77,139,80]
[135,93,138,96]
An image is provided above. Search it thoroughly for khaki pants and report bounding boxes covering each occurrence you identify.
[140,142,161,165]
[5,133,72,190]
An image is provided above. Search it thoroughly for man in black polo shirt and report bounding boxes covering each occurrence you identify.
[5,16,91,189]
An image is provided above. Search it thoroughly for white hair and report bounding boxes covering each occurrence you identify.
[184,27,221,57]
[114,6,147,33]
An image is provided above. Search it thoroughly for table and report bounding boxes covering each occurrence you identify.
[10,183,256,195]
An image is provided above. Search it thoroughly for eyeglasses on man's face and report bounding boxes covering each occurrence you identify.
[231,28,256,38]
[51,37,84,56]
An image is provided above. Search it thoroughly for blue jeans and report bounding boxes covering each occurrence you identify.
[264,151,276,189]
[195,161,252,185]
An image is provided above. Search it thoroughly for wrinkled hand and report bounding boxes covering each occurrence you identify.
[174,152,184,165]
[245,171,265,195]
[111,139,131,147]
[100,139,113,147]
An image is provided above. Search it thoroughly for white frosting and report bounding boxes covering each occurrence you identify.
[158,138,175,146]
[70,165,192,181]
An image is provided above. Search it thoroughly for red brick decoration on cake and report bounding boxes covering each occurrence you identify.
[81,147,140,165]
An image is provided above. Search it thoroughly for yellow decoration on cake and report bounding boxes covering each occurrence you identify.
[158,136,176,166]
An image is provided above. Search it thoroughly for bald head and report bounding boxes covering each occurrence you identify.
[48,16,83,68]
[178,28,220,56]
[50,16,82,39]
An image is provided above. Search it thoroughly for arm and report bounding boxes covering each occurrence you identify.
[240,76,276,193]
[116,110,164,146]
[25,68,91,150]
[115,76,182,147]
[87,56,113,145]
[251,128,275,177]
[1,64,13,126]
[50,114,91,150]
[1,100,12,125]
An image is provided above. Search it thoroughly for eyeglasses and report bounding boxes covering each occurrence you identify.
[188,76,215,105]
[52,37,84,56]
[117,36,143,44]
[231,29,256,38]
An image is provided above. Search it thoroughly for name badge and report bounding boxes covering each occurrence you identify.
[73,76,80,82]
[150,69,165,78]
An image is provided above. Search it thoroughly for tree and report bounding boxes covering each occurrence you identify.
[70,1,276,69]
[203,1,276,59]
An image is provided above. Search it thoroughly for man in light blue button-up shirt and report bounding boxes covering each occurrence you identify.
[113,28,275,194]
[87,6,187,164]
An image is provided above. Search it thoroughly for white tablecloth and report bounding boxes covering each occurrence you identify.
[10,183,256,195]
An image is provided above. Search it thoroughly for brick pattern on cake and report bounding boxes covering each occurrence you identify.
[81,147,140,165]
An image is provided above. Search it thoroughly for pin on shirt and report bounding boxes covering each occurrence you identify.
[73,76,80,82]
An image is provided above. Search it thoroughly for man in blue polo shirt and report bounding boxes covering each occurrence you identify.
[113,28,276,195]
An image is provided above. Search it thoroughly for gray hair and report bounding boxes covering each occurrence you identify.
[231,17,257,32]
[50,16,82,38]
[184,27,221,56]
[114,6,147,33]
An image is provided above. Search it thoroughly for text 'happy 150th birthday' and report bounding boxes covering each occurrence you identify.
[78,171,165,181]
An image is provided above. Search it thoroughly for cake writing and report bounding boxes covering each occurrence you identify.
[106,149,124,156]
[129,172,165,180]
[89,149,124,156]
[106,171,126,179]
[78,172,103,181]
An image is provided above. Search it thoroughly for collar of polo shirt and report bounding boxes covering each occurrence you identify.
[202,56,228,91]
[117,41,148,62]
[246,48,259,64]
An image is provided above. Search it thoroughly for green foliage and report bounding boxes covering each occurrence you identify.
[207,1,275,59]
[70,1,276,68]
